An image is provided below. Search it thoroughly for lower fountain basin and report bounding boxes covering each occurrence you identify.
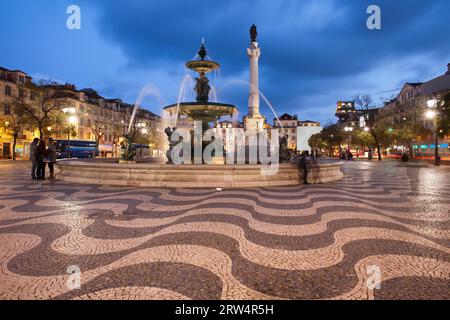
[164,102,238,122]
[56,160,344,188]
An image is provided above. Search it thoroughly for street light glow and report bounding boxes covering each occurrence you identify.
[425,110,436,119]
[427,99,436,108]
[63,107,76,114]
[68,116,79,124]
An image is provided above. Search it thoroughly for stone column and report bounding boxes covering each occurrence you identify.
[244,41,265,132]
[247,41,261,117]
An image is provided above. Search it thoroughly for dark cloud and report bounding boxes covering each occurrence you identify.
[75,0,450,121]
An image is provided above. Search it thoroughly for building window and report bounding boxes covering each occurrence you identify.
[4,104,11,115]
[5,85,12,96]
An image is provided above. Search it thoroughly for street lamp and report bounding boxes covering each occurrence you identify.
[425,110,436,120]
[344,126,353,159]
[427,99,437,108]
[62,107,76,114]
[426,96,442,166]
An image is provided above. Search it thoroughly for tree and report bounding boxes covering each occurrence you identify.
[391,117,430,157]
[1,111,28,161]
[16,81,75,139]
[88,119,111,147]
[0,88,33,160]
[352,129,375,152]
[354,92,383,160]
[308,124,345,157]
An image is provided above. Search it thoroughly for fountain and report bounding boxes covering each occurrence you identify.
[56,25,344,188]
[163,40,238,133]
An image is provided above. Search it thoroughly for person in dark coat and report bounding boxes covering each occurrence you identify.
[29,138,39,179]
[35,140,48,180]
[47,138,57,179]
[298,152,309,185]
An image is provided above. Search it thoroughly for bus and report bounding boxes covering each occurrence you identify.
[55,140,99,159]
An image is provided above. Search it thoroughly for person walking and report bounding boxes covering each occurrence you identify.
[30,138,39,179]
[298,152,309,185]
[47,138,57,179]
[35,140,48,180]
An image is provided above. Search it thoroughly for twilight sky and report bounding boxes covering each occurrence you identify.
[1,0,449,124]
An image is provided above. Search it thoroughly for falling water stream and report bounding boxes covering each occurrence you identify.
[127,84,165,134]
[172,74,195,127]
[222,79,285,130]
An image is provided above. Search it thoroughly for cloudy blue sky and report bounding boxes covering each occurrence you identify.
[1,0,449,124]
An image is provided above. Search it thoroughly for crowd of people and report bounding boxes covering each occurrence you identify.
[29,138,57,180]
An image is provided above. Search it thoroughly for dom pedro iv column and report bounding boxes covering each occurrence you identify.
[244,24,266,132]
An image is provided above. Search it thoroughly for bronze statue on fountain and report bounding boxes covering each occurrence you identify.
[195,72,211,103]
[279,134,293,163]
[120,133,136,162]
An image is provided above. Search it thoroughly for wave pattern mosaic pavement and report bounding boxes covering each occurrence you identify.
[0,161,449,300]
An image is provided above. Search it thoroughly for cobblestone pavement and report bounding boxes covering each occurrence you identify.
[0,161,449,300]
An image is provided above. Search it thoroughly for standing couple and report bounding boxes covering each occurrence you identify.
[30,138,57,180]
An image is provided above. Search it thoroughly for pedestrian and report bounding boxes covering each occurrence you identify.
[298,152,309,185]
[35,140,48,180]
[30,138,39,180]
[47,138,57,179]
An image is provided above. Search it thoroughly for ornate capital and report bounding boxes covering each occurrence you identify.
[247,45,261,59]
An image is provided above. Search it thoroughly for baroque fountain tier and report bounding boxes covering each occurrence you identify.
[164,102,237,125]
[163,41,238,128]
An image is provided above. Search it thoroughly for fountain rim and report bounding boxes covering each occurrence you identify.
[186,60,220,73]
[163,101,238,111]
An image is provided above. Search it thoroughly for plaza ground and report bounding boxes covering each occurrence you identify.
[0,161,448,300]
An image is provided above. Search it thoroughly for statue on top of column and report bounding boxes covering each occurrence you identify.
[250,24,257,42]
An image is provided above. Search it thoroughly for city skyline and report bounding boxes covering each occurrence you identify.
[2,0,450,124]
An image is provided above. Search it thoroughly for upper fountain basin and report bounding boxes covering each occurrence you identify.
[186,60,220,73]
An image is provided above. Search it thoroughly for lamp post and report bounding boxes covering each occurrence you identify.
[63,107,77,158]
[344,126,353,160]
[426,97,442,166]
[344,126,353,148]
